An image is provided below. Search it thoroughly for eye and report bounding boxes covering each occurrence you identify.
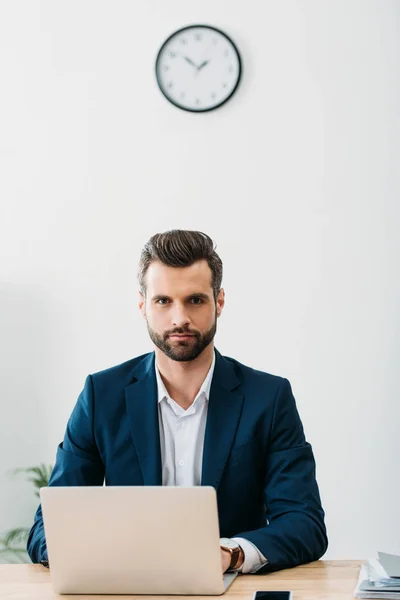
[191,297,203,305]
[157,298,169,305]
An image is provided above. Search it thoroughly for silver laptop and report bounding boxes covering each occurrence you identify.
[40,486,238,595]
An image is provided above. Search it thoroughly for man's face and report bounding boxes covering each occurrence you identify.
[139,259,224,362]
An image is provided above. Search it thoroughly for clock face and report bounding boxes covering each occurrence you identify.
[155,25,242,112]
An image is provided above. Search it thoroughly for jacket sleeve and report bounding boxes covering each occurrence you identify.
[233,378,328,573]
[27,375,105,564]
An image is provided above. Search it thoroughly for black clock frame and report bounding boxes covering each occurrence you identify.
[155,24,242,113]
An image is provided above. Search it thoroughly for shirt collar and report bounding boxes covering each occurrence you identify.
[155,349,216,406]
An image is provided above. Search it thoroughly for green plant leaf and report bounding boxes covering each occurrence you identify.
[12,464,53,488]
[1,462,53,562]
[27,477,47,487]
[0,527,30,547]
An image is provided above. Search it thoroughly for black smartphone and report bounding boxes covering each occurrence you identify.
[253,592,292,600]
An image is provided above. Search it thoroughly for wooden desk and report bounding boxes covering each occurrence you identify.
[0,560,362,600]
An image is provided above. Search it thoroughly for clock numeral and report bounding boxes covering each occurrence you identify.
[228,65,234,73]
[180,92,186,99]
[180,38,187,44]
[211,93,217,100]
[212,37,218,45]
[223,83,228,88]
[194,33,203,41]
[163,65,169,71]
[167,82,174,89]
[168,51,177,58]
[224,49,229,57]
[195,98,201,105]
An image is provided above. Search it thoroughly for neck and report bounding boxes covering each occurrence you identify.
[155,344,214,409]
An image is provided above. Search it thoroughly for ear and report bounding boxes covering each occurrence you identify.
[138,291,146,319]
[216,288,225,317]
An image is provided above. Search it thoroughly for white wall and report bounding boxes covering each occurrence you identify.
[0,0,399,562]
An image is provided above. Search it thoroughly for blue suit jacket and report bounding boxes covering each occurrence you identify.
[27,348,328,572]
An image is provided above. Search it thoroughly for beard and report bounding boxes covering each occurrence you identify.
[146,312,217,362]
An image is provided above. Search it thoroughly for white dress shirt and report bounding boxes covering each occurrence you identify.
[155,350,268,574]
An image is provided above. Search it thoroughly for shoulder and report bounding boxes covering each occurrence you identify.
[219,351,288,394]
[88,352,152,390]
[218,352,296,424]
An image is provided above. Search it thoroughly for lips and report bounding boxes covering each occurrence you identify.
[169,334,194,338]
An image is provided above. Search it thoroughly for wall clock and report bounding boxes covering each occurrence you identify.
[155,24,242,113]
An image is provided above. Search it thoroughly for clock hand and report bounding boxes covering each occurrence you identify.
[184,56,197,68]
[197,59,211,71]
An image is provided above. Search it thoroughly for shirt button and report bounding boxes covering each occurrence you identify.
[179,460,184,466]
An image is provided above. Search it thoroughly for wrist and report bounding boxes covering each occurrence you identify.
[220,538,244,571]
[233,546,245,570]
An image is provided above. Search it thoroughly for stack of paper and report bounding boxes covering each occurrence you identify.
[355,553,400,599]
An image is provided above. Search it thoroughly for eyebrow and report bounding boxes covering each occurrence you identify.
[151,292,211,302]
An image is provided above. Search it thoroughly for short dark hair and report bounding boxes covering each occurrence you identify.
[138,230,223,301]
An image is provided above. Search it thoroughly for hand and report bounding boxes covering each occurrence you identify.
[221,548,231,573]
[184,56,197,68]
[197,59,210,71]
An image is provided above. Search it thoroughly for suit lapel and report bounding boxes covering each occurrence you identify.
[125,352,162,485]
[201,349,244,490]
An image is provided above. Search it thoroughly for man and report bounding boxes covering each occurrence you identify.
[27,229,328,574]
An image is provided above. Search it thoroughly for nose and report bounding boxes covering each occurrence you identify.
[171,303,191,329]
